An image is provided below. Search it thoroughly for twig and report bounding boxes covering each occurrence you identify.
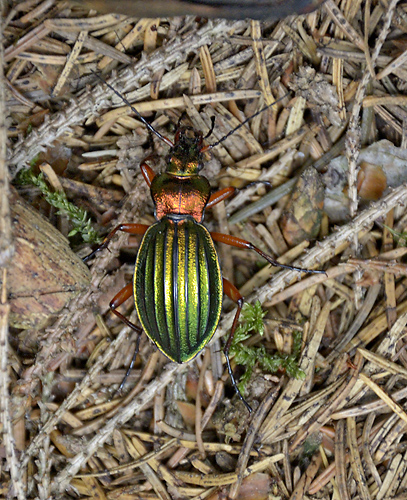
[0,4,24,497]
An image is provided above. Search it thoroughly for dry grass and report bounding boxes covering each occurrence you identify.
[2,0,407,499]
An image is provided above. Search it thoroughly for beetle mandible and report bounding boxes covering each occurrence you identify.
[85,77,325,412]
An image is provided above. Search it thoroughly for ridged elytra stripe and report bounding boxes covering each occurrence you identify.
[198,232,210,343]
[134,216,223,363]
[153,226,169,352]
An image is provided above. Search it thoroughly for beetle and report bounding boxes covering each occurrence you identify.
[85,77,325,411]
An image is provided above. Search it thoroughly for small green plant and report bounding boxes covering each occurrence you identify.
[17,168,101,244]
[383,225,407,246]
[230,301,305,395]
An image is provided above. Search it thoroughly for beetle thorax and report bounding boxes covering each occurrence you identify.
[151,173,211,223]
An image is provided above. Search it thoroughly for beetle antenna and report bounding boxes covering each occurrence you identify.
[206,94,289,150]
[91,69,174,147]
[203,116,216,139]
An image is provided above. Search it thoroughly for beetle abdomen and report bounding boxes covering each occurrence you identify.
[134,216,223,363]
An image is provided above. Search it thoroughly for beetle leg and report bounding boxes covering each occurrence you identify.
[110,283,143,392]
[206,187,236,209]
[84,223,150,262]
[140,158,156,187]
[222,278,252,413]
[110,283,141,332]
[211,232,326,275]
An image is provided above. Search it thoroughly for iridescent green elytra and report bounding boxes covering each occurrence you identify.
[134,216,222,363]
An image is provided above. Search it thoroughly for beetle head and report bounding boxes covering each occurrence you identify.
[166,127,205,176]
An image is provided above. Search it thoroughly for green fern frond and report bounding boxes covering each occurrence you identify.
[230,301,305,395]
[17,168,101,245]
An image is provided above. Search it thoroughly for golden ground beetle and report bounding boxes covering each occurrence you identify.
[85,76,325,412]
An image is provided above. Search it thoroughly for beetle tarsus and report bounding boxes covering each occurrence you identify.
[109,284,144,393]
[115,333,142,394]
[224,353,253,413]
[83,234,116,262]
[222,285,253,412]
[251,244,326,275]
[83,246,102,262]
